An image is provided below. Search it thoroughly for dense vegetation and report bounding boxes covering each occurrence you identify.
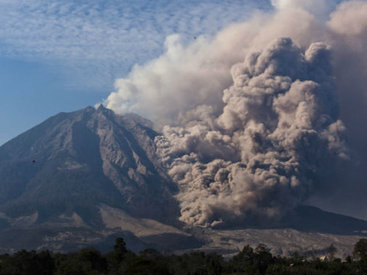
[1,238,367,274]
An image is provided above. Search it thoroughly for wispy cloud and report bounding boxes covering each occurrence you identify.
[0,0,270,90]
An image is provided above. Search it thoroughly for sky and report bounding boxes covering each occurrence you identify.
[0,0,271,145]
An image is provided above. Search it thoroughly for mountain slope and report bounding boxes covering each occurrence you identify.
[0,105,178,226]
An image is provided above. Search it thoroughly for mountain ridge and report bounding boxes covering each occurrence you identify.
[0,105,179,226]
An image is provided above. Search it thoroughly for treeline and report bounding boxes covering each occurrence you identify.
[1,238,367,274]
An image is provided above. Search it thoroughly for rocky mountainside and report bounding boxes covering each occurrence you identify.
[0,105,178,228]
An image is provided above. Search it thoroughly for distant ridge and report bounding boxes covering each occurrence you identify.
[211,204,367,236]
[282,205,367,235]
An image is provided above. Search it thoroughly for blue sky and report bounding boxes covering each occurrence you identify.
[0,0,272,145]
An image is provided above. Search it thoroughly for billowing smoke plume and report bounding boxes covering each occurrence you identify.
[105,0,367,224]
[155,38,347,226]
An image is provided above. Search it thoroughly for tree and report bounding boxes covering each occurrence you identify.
[253,244,273,274]
[105,237,133,273]
[0,250,55,275]
[77,248,107,272]
[113,237,128,262]
[54,249,107,275]
[353,239,367,261]
[229,245,258,274]
[205,253,223,275]
[327,243,337,261]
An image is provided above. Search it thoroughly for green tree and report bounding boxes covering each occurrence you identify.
[327,243,337,261]
[54,248,106,275]
[105,237,135,274]
[253,244,273,274]
[353,239,367,274]
[229,245,259,274]
[353,239,367,261]
[0,250,54,275]
[205,253,223,275]
[114,237,128,262]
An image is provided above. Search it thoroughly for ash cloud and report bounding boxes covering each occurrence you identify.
[156,38,347,226]
[105,0,367,225]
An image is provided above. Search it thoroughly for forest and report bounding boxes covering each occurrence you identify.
[0,238,367,274]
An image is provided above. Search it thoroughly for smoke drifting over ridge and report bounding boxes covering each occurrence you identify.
[105,0,367,225]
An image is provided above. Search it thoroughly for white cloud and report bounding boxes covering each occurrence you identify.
[271,0,341,19]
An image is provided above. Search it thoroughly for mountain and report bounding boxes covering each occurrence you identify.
[0,106,367,257]
[0,105,179,227]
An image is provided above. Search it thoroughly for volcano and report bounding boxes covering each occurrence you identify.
[0,105,179,225]
[0,106,366,257]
